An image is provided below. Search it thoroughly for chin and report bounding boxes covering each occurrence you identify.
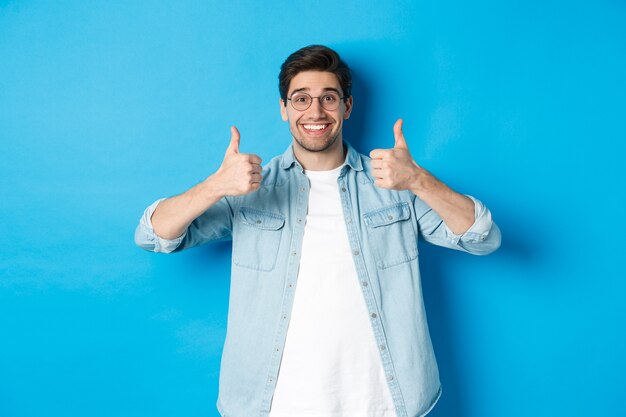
[295,134,340,153]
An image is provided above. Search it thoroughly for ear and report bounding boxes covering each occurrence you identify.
[280,98,288,121]
[343,96,353,120]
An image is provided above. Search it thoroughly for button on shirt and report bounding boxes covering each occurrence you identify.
[135,141,501,417]
[269,164,397,416]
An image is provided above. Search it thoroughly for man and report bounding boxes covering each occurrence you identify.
[135,45,501,417]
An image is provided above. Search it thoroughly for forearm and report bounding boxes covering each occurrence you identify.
[151,175,226,240]
[410,172,475,235]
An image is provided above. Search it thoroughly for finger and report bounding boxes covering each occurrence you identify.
[371,159,388,170]
[374,178,387,188]
[249,164,263,174]
[226,126,240,154]
[393,118,408,150]
[247,154,262,165]
[371,167,385,179]
[369,149,387,160]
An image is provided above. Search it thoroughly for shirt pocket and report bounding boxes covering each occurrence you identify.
[233,206,285,271]
[363,202,418,269]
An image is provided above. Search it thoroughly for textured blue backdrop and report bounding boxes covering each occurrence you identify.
[1,1,625,416]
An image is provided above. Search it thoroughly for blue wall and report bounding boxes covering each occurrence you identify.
[1,1,625,416]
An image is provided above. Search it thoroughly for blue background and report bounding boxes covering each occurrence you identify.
[1,1,625,416]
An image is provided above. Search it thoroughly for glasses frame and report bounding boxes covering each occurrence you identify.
[287,91,346,111]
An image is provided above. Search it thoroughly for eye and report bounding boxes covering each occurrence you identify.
[322,94,338,103]
[292,94,309,103]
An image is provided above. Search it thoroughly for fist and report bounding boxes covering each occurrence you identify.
[214,126,263,196]
[369,119,420,190]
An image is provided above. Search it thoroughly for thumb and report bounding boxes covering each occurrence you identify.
[226,126,240,154]
[393,118,408,150]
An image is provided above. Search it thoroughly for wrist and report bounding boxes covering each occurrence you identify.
[199,174,227,201]
[409,167,434,197]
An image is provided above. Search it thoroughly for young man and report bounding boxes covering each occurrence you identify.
[135,45,501,417]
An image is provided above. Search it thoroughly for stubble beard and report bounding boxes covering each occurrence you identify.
[291,124,341,153]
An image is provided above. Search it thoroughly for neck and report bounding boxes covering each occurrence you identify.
[293,139,346,171]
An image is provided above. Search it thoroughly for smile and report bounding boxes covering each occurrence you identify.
[301,123,330,133]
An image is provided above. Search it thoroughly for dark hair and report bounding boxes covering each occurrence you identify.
[279,45,352,104]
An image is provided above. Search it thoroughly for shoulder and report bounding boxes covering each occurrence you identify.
[259,153,287,187]
[353,150,376,184]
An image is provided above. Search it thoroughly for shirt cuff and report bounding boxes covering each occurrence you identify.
[137,198,187,253]
[444,195,494,245]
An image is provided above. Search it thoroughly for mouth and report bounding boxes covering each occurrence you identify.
[300,123,331,135]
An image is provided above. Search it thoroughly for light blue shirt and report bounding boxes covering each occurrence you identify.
[135,141,501,417]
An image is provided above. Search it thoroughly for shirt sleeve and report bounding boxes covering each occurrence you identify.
[134,198,187,253]
[134,195,235,254]
[414,194,501,255]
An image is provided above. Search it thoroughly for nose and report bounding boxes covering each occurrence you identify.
[308,98,327,119]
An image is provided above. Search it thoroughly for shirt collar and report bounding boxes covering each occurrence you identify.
[279,141,363,172]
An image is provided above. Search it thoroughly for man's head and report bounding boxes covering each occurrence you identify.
[278,45,352,103]
[279,45,353,159]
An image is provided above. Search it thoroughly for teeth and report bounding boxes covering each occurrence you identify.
[303,124,328,131]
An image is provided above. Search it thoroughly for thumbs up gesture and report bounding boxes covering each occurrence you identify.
[369,119,434,193]
[213,126,263,196]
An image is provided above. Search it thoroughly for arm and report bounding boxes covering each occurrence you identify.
[134,126,263,252]
[407,168,474,235]
[370,119,501,254]
[413,194,501,255]
[151,174,231,240]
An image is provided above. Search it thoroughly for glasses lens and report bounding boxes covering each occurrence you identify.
[290,93,311,111]
[320,93,340,110]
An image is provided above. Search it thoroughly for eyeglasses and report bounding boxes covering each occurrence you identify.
[287,91,346,111]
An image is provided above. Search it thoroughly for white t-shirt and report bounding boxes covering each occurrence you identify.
[269,165,397,417]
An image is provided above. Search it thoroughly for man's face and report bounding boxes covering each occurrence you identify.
[280,71,353,154]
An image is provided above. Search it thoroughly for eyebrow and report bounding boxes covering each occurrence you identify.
[290,87,342,96]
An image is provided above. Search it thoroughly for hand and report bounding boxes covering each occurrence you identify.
[370,119,433,193]
[212,126,263,196]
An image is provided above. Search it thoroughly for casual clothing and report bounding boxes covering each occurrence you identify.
[135,141,501,417]
[269,165,396,417]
